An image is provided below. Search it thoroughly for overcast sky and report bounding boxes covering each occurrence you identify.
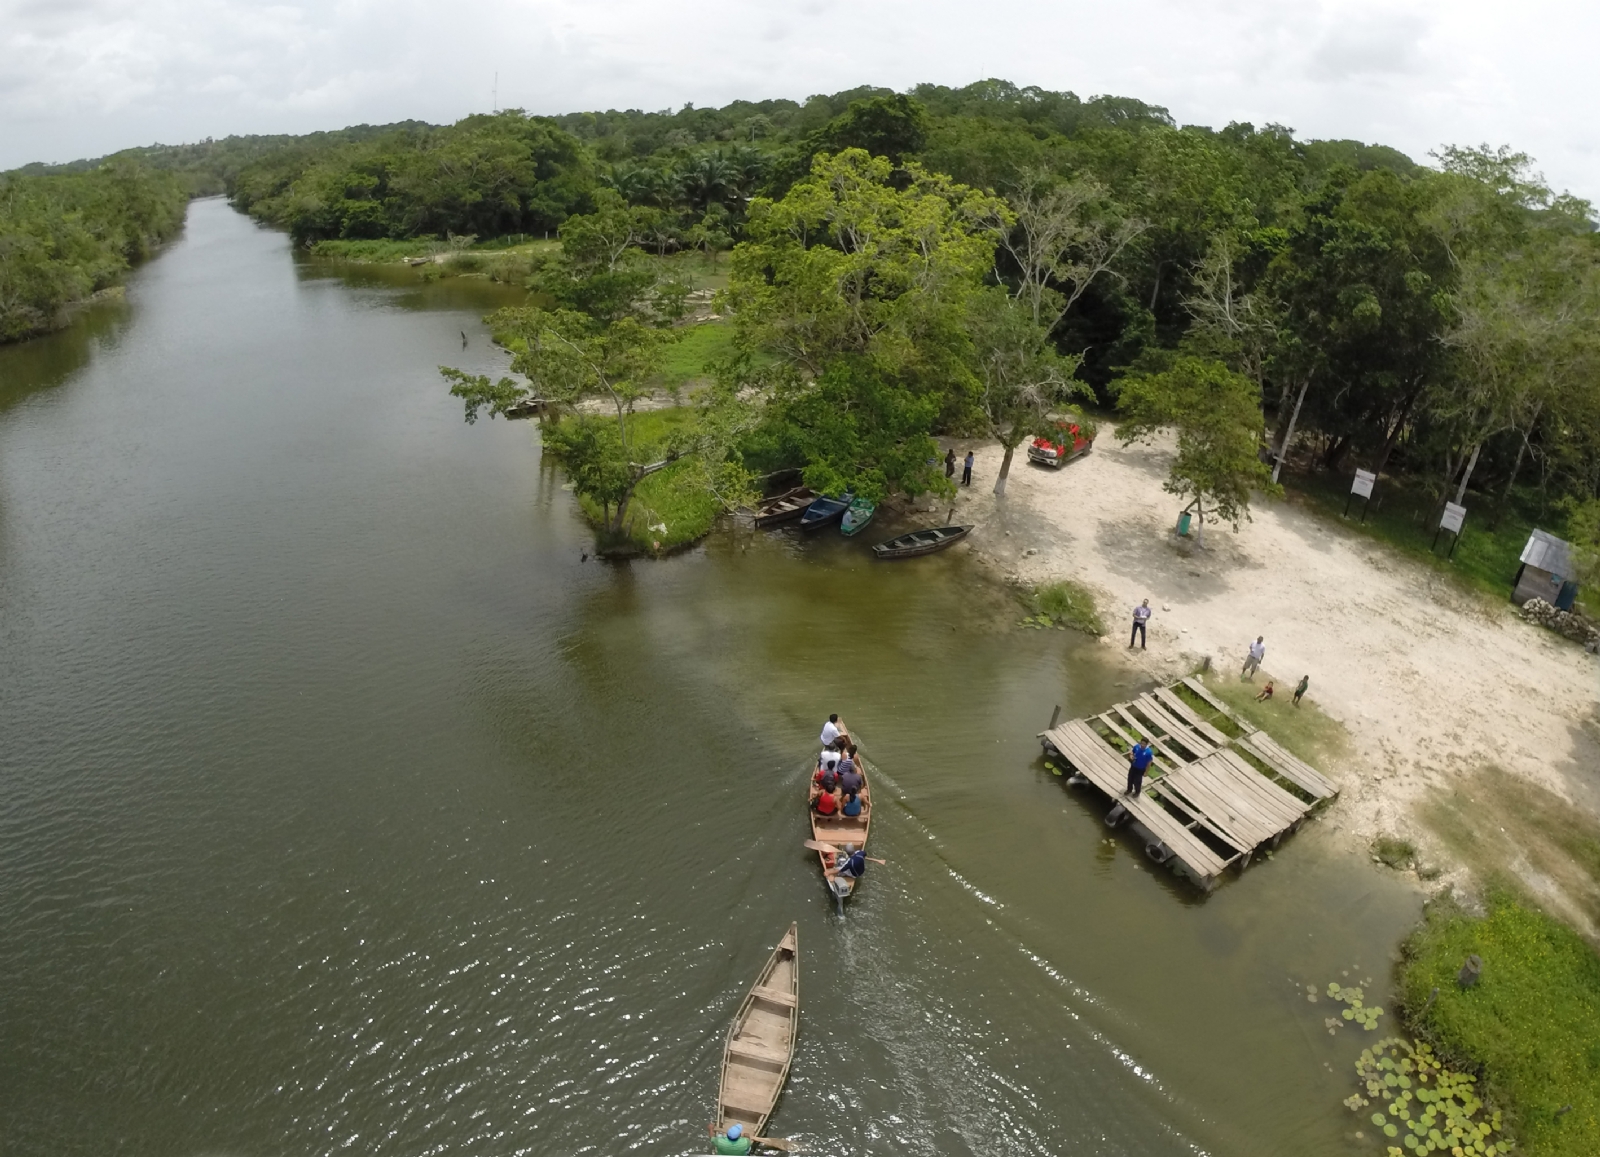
[3,0,1596,200]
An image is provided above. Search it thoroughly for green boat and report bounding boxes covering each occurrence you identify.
[840,497,876,536]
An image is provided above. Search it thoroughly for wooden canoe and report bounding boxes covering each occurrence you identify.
[753,487,814,528]
[870,524,973,559]
[716,923,799,1141]
[839,497,876,537]
[809,762,871,900]
[798,494,850,532]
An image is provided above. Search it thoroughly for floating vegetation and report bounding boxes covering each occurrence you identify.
[1327,981,1384,1032]
[1043,759,1064,776]
[1344,1038,1506,1156]
[1020,612,1065,630]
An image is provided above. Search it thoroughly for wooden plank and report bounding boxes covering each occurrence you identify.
[751,986,797,1008]
[1150,770,1269,850]
[1240,733,1337,799]
[1046,722,1239,880]
[729,1040,789,1065]
[1179,676,1257,733]
[1152,685,1232,746]
[1133,694,1217,758]
[1205,751,1309,828]
[1096,715,1178,776]
[1112,704,1190,767]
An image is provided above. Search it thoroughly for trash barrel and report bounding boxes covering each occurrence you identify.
[1177,511,1192,536]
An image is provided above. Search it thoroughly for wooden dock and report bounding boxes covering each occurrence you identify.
[1039,677,1338,890]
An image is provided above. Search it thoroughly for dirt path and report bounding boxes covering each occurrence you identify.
[944,429,1600,887]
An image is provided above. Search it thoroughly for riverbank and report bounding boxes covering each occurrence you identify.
[941,426,1600,933]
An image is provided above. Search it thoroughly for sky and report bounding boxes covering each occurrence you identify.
[3,0,1597,200]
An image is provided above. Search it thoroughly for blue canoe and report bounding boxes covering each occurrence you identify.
[799,493,851,532]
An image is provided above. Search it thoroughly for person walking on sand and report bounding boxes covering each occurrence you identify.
[1125,738,1155,797]
[945,447,957,480]
[962,450,975,486]
[1130,599,1152,649]
[1293,675,1310,706]
[1242,636,1265,681]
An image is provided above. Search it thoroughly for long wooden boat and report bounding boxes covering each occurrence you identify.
[871,524,973,559]
[753,487,814,528]
[839,497,876,537]
[809,763,871,901]
[715,923,799,1142]
[798,493,850,532]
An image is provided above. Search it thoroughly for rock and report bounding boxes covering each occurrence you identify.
[1023,547,1038,557]
[1162,603,1171,611]
[1457,953,1483,988]
[1519,598,1600,646]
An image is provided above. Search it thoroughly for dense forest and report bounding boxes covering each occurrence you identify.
[7,79,1598,566]
[0,164,189,342]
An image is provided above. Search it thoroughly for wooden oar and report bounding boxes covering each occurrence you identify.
[708,1123,801,1151]
[803,840,885,864]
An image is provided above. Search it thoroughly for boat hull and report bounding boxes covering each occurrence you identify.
[871,525,973,559]
[716,924,798,1142]
[798,496,849,532]
[810,765,871,900]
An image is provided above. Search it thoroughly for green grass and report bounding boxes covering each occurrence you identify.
[308,237,437,261]
[1399,894,1600,1156]
[1281,468,1551,604]
[656,320,740,389]
[1185,668,1352,771]
[566,407,722,553]
[1025,580,1106,636]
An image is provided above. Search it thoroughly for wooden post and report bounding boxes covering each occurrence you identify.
[1049,704,1061,730]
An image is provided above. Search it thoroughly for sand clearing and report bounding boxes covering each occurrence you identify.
[947,429,1600,854]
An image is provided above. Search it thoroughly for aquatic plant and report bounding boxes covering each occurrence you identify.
[1345,1037,1506,1156]
[1327,980,1385,1031]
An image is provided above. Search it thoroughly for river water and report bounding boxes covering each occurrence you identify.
[0,198,1422,1157]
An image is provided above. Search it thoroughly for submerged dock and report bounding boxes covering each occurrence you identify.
[1039,677,1338,890]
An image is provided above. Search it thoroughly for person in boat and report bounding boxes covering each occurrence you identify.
[815,767,838,795]
[836,747,864,797]
[713,1123,753,1155]
[815,747,841,781]
[841,788,863,818]
[835,843,867,880]
[812,782,840,816]
[820,713,849,749]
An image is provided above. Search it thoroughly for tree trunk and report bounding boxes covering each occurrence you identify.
[1453,442,1482,506]
[994,442,1017,497]
[1271,376,1310,484]
[1148,260,1164,312]
[1502,402,1542,500]
[1371,384,1422,482]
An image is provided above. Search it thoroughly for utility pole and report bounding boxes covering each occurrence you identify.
[493,72,498,113]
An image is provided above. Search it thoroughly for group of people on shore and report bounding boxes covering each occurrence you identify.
[1129,600,1312,707]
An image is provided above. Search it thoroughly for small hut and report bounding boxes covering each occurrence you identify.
[1512,529,1578,611]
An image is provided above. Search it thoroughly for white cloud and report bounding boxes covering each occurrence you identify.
[1,0,1596,200]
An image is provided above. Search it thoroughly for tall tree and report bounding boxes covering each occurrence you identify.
[1113,356,1279,545]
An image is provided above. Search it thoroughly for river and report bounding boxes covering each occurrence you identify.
[0,198,1421,1157]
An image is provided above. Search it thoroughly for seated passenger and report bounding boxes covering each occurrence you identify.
[812,785,840,816]
[841,790,863,817]
[836,844,867,879]
[820,713,849,750]
[814,748,841,782]
[836,751,864,796]
[816,769,838,794]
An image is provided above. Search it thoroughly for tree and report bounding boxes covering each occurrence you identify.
[1114,356,1279,544]
[966,288,1088,496]
[990,170,1145,334]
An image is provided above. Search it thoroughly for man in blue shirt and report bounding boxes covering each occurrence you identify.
[1125,739,1155,796]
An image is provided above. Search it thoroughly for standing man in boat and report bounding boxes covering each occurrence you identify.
[820,714,848,750]
[713,1123,752,1155]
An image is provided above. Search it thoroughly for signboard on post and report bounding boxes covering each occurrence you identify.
[1440,502,1466,533]
[1344,468,1378,520]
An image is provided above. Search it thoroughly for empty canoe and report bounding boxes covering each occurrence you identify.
[753,487,814,528]
[840,497,876,536]
[798,494,850,532]
[715,923,799,1142]
[870,525,973,559]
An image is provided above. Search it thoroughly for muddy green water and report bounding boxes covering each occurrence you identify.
[0,199,1422,1157]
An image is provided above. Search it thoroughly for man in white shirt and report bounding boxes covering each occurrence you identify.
[820,713,847,749]
[1242,636,1266,680]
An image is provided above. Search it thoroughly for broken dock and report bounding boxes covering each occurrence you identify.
[1038,677,1338,890]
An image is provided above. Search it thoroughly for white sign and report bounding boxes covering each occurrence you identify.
[1440,502,1467,534]
[1351,469,1376,499]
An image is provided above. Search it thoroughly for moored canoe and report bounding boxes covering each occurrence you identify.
[715,923,798,1143]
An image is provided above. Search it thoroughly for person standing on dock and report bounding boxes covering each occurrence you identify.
[1293,675,1310,706]
[1125,738,1154,797]
[1242,636,1265,680]
[961,450,975,486]
[1130,599,1152,649]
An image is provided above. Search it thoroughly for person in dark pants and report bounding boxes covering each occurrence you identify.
[1293,675,1310,706]
[945,447,957,479]
[1125,738,1154,796]
[1130,599,1152,648]
[961,450,975,486]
